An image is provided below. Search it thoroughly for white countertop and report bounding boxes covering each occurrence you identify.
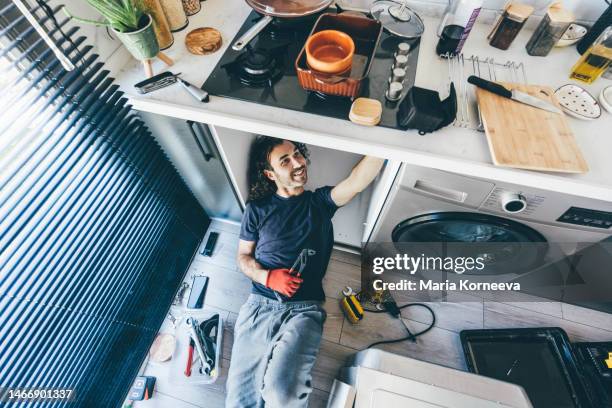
[113,0,612,203]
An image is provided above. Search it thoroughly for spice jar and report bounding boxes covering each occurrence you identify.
[142,0,174,50]
[525,2,574,57]
[181,0,201,16]
[488,2,533,50]
[159,0,188,32]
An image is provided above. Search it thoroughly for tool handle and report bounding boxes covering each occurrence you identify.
[232,15,273,51]
[179,79,210,103]
[467,75,512,99]
[184,340,194,377]
[188,324,208,366]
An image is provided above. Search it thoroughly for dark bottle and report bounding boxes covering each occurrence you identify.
[437,25,465,57]
[577,4,612,54]
[488,2,534,50]
[436,0,483,57]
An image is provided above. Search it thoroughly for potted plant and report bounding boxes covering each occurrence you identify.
[64,0,159,61]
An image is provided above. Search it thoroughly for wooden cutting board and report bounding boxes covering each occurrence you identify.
[476,83,588,173]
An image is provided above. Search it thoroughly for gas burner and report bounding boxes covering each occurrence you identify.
[221,43,289,87]
[244,49,273,75]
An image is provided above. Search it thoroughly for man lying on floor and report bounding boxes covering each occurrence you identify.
[225,136,384,408]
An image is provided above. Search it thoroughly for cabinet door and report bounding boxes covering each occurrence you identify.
[208,127,254,207]
[139,112,242,222]
[307,144,372,248]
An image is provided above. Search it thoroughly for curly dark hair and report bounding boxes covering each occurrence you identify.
[247,136,310,202]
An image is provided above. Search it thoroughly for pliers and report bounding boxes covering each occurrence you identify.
[275,248,316,302]
[289,248,316,276]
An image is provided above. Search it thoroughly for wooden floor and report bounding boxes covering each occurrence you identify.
[135,219,612,408]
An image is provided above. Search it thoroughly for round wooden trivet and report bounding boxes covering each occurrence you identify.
[185,27,222,55]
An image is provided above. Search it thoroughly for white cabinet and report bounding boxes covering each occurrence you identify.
[212,126,395,249]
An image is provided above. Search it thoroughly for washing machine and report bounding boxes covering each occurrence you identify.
[366,163,612,277]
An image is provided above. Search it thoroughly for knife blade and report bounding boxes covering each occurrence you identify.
[468,75,562,115]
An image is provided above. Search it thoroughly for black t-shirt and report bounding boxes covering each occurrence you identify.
[239,186,338,301]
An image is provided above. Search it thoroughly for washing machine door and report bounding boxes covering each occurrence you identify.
[392,212,548,275]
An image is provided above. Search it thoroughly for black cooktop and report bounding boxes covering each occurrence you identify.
[203,10,421,130]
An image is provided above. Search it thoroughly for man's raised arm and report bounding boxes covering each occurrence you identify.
[331,156,385,207]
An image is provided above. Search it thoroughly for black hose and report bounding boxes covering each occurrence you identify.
[363,303,436,349]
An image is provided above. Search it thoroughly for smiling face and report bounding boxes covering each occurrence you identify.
[264,140,308,193]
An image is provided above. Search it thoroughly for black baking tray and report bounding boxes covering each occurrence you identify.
[461,328,592,408]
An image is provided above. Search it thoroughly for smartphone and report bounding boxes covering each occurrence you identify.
[200,232,219,257]
[187,275,209,309]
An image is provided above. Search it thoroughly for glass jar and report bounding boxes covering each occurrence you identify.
[488,2,533,50]
[142,0,174,50]
[159,0,188,32]
[570,26,612,84]
[182,0,201,16]
[525,3,574,57]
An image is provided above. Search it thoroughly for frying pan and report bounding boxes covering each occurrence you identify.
[232,0,334,51]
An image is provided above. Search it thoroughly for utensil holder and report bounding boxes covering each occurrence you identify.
[445,53,528,130]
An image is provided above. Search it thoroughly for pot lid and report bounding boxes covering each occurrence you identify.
[370,0,424,39]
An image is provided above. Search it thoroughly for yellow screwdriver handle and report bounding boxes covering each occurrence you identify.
[605,352,612,369]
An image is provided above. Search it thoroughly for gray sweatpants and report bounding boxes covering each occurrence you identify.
[225,294,327,408]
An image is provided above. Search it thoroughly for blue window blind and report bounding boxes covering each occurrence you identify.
[0,0,209,406]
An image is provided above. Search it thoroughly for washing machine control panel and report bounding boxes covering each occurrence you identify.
[557,207,612,229]
[482,187,546,216]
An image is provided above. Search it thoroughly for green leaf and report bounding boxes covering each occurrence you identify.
[62,7,111,27]
[66,0,144,31]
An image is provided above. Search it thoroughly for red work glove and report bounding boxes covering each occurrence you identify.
[266,268,303,297]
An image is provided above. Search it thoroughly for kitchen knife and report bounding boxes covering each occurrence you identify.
[468,75,562,114]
